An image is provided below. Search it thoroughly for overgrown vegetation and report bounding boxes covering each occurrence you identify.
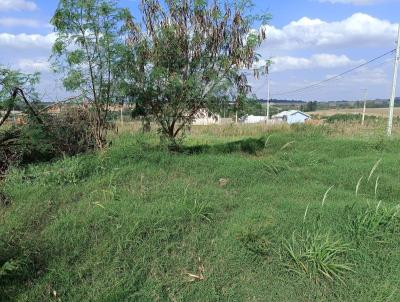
[325,113,381,124]
[0,108,97,176]
[51,0,130,148]
[123,0,269,147]
[1,124,400,301]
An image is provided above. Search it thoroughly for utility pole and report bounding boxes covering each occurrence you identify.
[387,23,400,136]
[266,73,270,124]
[361,88,368,126]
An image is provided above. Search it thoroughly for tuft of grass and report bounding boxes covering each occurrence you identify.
[345,202,400,244]
[284,230,353,284]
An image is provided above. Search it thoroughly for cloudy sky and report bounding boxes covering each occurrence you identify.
[0,0,399,102]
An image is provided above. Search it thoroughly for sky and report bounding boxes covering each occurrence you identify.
[0,0,399,102]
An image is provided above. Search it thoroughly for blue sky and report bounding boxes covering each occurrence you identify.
[0,0,399,102]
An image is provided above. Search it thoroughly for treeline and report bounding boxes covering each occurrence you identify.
[0,0,270,175]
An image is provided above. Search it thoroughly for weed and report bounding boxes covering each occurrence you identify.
[186,200,214,223]
[284,230,353,284]
[345,202,400,244]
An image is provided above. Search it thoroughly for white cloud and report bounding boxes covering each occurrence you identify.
[0,32,55,49]
[0,18,41,28]
[256,54,363,72]
[0,0,37,12]
[318,0,386,5]
[17,58,50,72]
[262,13,398,51]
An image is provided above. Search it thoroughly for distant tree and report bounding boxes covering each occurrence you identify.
[302,101,317,112]
[124,0,269,148]
[51,0,131,148]
[0,66,41,128]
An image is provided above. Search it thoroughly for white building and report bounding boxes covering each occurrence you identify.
[192,109,221,125]
[272,110,311,124]
[240,115,268,124]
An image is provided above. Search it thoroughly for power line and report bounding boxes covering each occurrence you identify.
[272,49,396,97]
[277,58,395,96]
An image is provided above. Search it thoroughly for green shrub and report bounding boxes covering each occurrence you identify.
[0,107,97,176]
[45,107,97,156]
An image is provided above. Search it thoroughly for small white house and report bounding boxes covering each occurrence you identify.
[272,110,311,124]
[240,115,268,124]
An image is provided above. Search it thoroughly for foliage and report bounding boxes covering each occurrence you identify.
[0,107,97,176]
[123,0,268,147]
[325,113,380,124]
[51,0,131,148]
[0,66,40,128]
[44,107,97,155]
[300,101,318,112]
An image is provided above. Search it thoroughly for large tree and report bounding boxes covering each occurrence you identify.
[125,0,268,147]
[51,0,130,148]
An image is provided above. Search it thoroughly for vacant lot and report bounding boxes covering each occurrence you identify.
[313,107,400,118]
[1,123,400,301]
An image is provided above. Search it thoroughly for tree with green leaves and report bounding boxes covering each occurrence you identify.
[125,0,268,148]
[51,0,131,148]
[0,67,41,128]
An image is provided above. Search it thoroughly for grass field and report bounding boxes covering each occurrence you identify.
[313,107,400,118]
[1,123,400,301]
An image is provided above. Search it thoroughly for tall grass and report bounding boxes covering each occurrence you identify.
[1,123,400,301]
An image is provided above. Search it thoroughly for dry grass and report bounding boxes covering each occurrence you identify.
[113,120,400,141]
[313,108,400,118]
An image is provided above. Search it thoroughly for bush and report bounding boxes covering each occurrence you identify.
[44,107,97,156]
[0,107,97,176]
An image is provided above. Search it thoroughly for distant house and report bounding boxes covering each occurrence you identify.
[192,109,221,126]
[240,115,268,124]
[272,110,311,124]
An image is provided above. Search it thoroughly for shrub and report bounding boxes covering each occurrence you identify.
[44,107,97,156]
[0,107,97,176]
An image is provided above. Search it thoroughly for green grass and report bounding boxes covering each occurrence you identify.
[1,124,400,301]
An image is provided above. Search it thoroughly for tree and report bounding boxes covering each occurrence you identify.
[301,101,317,112]
[0,66,41,128]
[125,0,268,147]
[51,0,130,148]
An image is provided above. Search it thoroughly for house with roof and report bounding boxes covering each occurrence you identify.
[272,110,311,124]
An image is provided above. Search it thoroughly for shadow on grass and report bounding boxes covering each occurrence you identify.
[180,137,267,155]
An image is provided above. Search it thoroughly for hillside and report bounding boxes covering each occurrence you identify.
[1,125,400,301]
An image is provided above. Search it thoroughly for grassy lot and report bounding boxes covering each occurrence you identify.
[313,107,400,118]
[1,123,400,301]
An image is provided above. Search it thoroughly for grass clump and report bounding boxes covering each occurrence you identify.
[345,202,400,244]
[284,229,353,284]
